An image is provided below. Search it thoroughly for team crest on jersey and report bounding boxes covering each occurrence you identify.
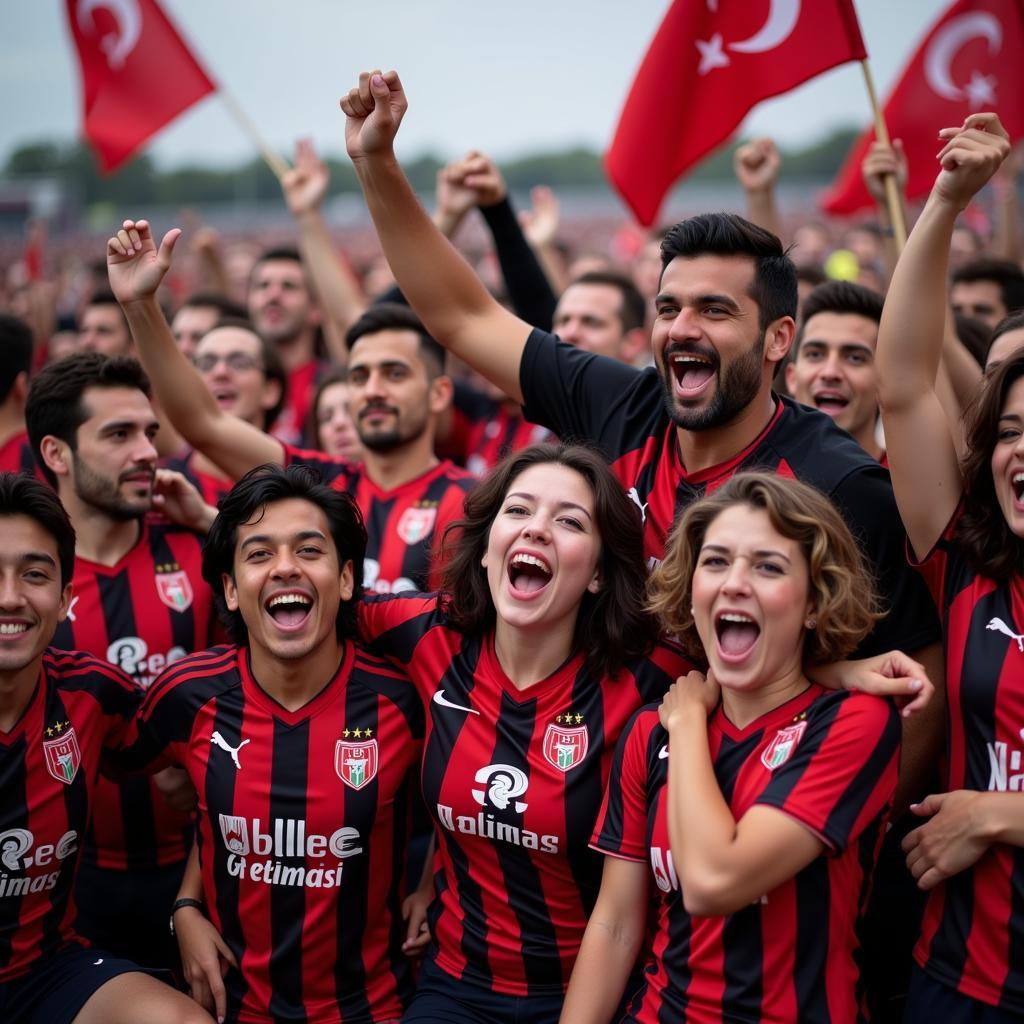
[154,562,194,612]
[760,720,808,771]
[335,738,378,790]
[543,722,589,772]
[396,504,437,545]
[43,724,81,785]
[219,813,249,855]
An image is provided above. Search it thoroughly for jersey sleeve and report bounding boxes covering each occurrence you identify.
[591,707,658,862]
[519,328,650,446]
[282,443,354,489]
[754,692,900,854]
[830,466,942,657]
[357,593,441,662]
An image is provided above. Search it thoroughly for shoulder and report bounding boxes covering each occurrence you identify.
[805,686,900,737]
[44,647,138,696]
[143,645,240,710]
[435,460,476,492]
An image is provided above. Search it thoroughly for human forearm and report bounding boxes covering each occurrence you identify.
[744,187,782,243]
[293,207,367,362]
[877,194,959,409]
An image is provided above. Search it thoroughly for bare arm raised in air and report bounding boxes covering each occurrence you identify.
[341,70,530,404]
[106,219,284,481]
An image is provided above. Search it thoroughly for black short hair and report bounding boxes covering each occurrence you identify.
[179,292,247,319]
[25,353,151,487]
[0,314,34,403]
[201,464,366,645]
[569,270,647,332]
[345,302,447,378]
[956,314,992,367]
[200,316,288,430]
[794,280,884,354]
[0,471,76,586]
[953,258,1024,314]
[660,213,797,329]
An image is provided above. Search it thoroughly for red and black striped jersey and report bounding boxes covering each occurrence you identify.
[359,593,690,997]
[116,643,423,1024]
[444,382,554,479]
[0,429,44,481]
[0,649,140,982]
[270,358,321,447]
[594,685,900,1024]
[284,446,474,594]
[911,517,1024,1014]
[163,451,233,509]
[519,330,940,658]
[49,518,215,871]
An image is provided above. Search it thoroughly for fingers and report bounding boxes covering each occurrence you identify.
[909,793,944,818]
[157,228,182,268]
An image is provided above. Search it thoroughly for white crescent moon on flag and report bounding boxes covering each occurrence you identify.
[729,0,801,54]
[924,12,1002,101]
[76,0,142,70]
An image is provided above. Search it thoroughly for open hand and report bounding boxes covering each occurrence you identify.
[283,138,329,215]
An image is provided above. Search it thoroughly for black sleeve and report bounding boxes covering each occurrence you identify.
[478,197,558,330]
[519,327,651,446]
[830,467,942,658]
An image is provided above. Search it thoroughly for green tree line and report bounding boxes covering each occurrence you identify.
[4,128,861,207]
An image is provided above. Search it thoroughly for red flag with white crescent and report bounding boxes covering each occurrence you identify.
[822,0,1024,215]
[606,0,867,227]
[64,0,216,173]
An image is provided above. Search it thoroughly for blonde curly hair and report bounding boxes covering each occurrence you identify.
[647,472,881,664]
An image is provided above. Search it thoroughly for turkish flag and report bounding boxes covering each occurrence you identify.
[65,0,216,173]
[606,0,867,227]
[822,0,1024,215]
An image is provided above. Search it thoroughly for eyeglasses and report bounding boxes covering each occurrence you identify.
[193,352,264,373]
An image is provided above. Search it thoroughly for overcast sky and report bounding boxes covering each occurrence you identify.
[1,1,952,168]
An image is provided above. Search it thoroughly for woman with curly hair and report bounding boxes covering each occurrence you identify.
[561,471,903,1023]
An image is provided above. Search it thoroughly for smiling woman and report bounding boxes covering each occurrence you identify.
[355,443,689,1024]
[561,471,901,1024]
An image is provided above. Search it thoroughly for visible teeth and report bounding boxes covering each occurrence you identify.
[510,554,551,574]
[268,594,310,608]
[671,354,709,365]
[1014,473,1024,484]
[0,623,28,635]
[719,613,754,624]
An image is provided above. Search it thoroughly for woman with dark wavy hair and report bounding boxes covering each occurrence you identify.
[355,442,686,1024]
[875,113,1024,1021]
[562,472,903,1023]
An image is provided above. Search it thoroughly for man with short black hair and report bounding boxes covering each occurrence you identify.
[79,289,133,357]
[0,471,210,1024]
[786,280,885,461]
[170,293,247,361]
[552,270,648,365]
[25,352,216,972]
[106,228,473,594]
[951,257,1024,329]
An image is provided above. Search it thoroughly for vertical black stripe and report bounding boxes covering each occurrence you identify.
[0,735,29,970]
[487,690,561,993]
[1003,847,1024,1007]
[332,681,374,1021]
[793,857,830,1021]
[206,689,248,1018]
[266,718,310,1021]
[363,495,395,581]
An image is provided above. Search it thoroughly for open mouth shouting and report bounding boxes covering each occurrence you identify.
[811,389,850,417]
[507,551,552,598]
[666,346,717,402]
[264,590,314,632]
[1012,471,1024,508]
[714,610,761,664]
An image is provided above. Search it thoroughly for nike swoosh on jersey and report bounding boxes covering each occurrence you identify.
[432,689,480,715]
[658,746,669,759]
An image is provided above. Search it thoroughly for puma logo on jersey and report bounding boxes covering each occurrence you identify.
[627,487,648,525]
[432,690,479,715]
[986,617,1024,652]
[211,731,250,770]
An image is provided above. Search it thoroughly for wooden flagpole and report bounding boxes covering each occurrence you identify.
[219,90,290,182]
[859,59,906,252]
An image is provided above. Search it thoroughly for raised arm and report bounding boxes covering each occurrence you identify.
[878,114,1010,557]
[341,70,530,404]
[106,219,284,481]
[281,138,368,363]
[733,138,782,242]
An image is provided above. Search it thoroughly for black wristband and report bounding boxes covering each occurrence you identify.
[169,897,205,936]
